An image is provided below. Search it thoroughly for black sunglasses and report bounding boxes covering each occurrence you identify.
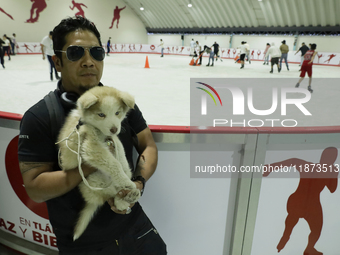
[56,45,105,62]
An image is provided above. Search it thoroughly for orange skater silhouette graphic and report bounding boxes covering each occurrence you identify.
[69,0,87,17]
[0,7,14,20]
[26,0,47,23]
[109,6,126,29]
[324,54,336,64]
[263,147,339,255]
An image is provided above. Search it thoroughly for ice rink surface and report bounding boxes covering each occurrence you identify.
[1,53,340,126]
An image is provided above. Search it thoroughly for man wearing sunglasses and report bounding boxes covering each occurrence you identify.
[18,16,166,255]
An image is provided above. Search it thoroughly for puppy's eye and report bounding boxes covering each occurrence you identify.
[98,113,106,118]
[115,111,120,116]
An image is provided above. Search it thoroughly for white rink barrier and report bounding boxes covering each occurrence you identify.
[14,42,340,66]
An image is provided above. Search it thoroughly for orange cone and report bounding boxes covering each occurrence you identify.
[189,58,195,66]
[144,56,150,68]
[234,55,241,63]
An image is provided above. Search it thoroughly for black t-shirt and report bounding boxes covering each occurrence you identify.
[18,86,148,252]
[299,45,309,56]
[212,43,219,53]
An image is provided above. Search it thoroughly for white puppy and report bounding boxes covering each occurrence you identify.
[57,86,141,240]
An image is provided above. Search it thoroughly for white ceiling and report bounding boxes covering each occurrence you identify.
[122,0,340,33]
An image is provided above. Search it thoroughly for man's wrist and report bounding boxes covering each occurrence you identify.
[134,180,143,190]
[131,176,145,195]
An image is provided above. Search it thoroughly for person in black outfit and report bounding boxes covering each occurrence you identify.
[107,37,111,56]
[0,38,5,68]
[18,16,166,255]
[295,42,309,66]
[212,41,219,61]
[2,34,11,60]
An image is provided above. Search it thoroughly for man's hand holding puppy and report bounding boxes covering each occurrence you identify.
[107,183,143,214]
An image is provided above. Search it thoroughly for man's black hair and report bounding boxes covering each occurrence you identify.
[52,16,102,64]
[311,43,317,50]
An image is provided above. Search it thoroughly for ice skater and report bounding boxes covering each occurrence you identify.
[263,43,270,65]
[295,42,309,66]
[279,40,289,70]
[264,42,281,73]
[2,35,11,61]
[0,37,5,68]
[244,42,251,64]
[158,39,164,57]
[295,44,317,93]
[212,42,222,62]
[203,45,214,66]
[237,41,249,69]
[196,41,203,65]
[190,39,196,56]
[40,31,60,81]
[107,37,111,56]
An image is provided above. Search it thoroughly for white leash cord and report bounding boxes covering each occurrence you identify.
[56,128,110,191]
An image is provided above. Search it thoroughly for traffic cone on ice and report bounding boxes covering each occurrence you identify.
[144,56,150,68]
[189,58,195,66]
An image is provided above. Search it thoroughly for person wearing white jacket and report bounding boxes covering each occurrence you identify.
[265,42,281,73]
[237,41,249,69]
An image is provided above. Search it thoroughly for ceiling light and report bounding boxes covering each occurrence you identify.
[188,0,192,7]
[140,3,144,10]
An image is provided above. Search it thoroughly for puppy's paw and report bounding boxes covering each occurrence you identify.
[114,197,130,211]
[123,188,141,204]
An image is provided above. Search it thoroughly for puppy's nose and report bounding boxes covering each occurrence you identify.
[110,127,118,134]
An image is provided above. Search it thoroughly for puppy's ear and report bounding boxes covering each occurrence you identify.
[120,91,135,109]
[78,92,98,109]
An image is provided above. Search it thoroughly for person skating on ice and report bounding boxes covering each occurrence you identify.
[295,43,317,93]
[264,42,281,73]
